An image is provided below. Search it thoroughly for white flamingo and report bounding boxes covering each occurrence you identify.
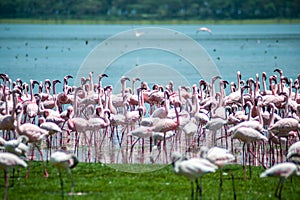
[50,150,79,198]
[0,88,20,139]
[205,146,236,200]
[0,152,27,200]
[171,151,217,200]
[0,135,29,158]
[197,27,212,34]
[260,162,300,199]
[38,116,62,160]
[286,141,300,163]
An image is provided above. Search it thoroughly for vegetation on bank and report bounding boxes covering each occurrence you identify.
[1,0,300,24]
[1,18,300,25]
[2,162,300,199]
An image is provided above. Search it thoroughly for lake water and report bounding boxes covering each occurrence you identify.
[1,24,300,93]
[1,24,300,171]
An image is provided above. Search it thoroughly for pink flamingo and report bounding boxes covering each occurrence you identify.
[23,80,39,123]
[232,127,268,180]
[15,104,49,178]
[0,88,20,139]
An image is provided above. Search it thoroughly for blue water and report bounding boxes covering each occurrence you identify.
[1,24,300,93]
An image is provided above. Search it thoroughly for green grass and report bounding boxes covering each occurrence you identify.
[1,18,300,24]
[1,162,300,200]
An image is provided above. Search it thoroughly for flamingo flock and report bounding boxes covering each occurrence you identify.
[0,68,299,199]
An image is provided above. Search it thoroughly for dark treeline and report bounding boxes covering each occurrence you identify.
[1,0,300,21]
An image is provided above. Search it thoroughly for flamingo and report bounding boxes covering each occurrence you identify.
[111,76,130,110]
[197,27,212,34]
[260,162,300,199]
[127,77,141,107]
[66,87,89,154]
[232,127,268,180]
[38,116,62,160]
[204,115,227,146]
[87,109,110,160]
[0,88,20,139]
[152,102,181,147]
[57,75,73,112]
[150,91,170,119]
[152,131,175,149]
[50,150,78,198]
[182,117,198,148]
[0,73,11,115]
[128,125,153,154]
[171,151,217,200]
[224,71,242,105]
[0,152,27,200]
[15,104,49,178]
[97,73,108,108]
[24,79,39,123]
[132,28,144,37]
[286,141,300,163]
[268,116,300,160]
[268,117,300,137]
[0,135,29,158]
[205,146,236,200]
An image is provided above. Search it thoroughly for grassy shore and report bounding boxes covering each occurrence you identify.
[1,18,300,24]
[2,162,300,199]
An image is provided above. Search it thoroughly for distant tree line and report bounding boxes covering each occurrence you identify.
[0,0,299,20]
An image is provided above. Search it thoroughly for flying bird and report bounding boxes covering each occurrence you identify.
[197,27,212,34]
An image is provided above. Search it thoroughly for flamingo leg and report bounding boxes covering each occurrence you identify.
[99,130,107,150]
[219,168,223,200]
[49,136,52,161]
[275,178,281,197]
[26,145,35,179]
[199,177,203,200]
[11,168,15,187]
[75,132,81,157]
[4,170,9,200]
[195,179,200,199]
[46,138,50,163]
[190,180,194,200]
[94,131,98,163]
[36,144,48,177]
[231,173,236,200]
[278,179,285,199]
[74,131,78,154]
[59,170,64,200]
[242,143,246,180]
[130,138,140,155]
[68,169,75,195]
[279,138,283,163]
[247,144,252,180]
[224,125,228,149]
[163,133,168,163]
[142,138,145,154]
[149,136,152,153]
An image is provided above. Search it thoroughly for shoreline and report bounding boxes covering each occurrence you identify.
[1,18,300,25]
